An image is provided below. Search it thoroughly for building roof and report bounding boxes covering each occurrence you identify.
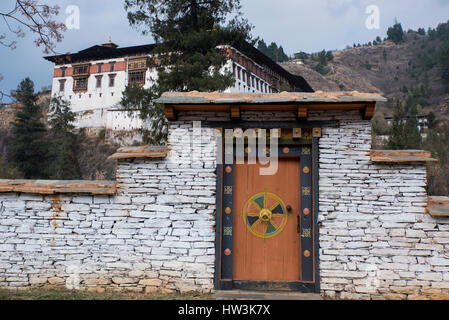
[44,44,157,65]
[156,91,386,121]
[232,42,313,92]
[44,41,313,92]
[155,90,387,104]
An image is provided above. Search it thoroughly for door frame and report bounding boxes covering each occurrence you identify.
[214,127,321,293]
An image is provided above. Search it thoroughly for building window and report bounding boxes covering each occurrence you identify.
[237,67,241,80]
[109,74,116,87]
[233,63,236,77]
[95,75,102,88]
[97,64,103,73]
[109,62,115,72]
[59,79,66,92]
[73,77,88,91]
[128,58,146,71]
[73,64,89,76]
[61,68,66,77]
[128,70,146,86]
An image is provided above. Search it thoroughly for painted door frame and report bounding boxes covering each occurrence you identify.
[214,127,321,293]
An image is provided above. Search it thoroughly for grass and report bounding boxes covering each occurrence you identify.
[0,287,213,300]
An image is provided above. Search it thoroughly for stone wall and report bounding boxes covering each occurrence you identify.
[0,110,448,299]
[318,114,449,300]
[0,120,218,293]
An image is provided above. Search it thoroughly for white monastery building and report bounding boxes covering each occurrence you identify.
[45,40,313,131]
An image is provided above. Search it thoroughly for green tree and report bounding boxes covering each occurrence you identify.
[277,45,289,62]
[426,111,438,130]
[120,84,164,145]
[403,104,422,149]
[258,40,289,62]
[257,39,268,54]
[387,22,404,44]
[318,49,327,66]
[47,97,80,179]
[7,78,49,178]
[123,0,254,144]
[371,113,390,135]
[436,40,449,92]
[387,100,407,149]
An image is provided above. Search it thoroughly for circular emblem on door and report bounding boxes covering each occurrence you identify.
[241,191,288,239]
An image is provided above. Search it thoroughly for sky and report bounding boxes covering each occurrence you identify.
[0,0,448,101]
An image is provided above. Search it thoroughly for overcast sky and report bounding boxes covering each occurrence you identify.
[0,0,448,100]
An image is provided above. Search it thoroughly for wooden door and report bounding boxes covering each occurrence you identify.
[233,157,301,282]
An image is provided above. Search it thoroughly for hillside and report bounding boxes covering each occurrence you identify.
[282,32,449,119]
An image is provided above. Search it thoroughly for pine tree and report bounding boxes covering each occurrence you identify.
[123,0,254,144]
[120,84,164,145]
[403,104,422,149]
[277,45,289,62]
[387,100,407,149]
[387,22,404,44]
[125,0,253,93]
[47,97,80,179]
[7,78,49,178]
[257,39,268,54]
[437,40,449,92]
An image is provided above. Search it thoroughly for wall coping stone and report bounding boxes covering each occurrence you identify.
[0,179,116,195]
[108,145,168,160]
[428,196,449,217]
[370,150,438,163]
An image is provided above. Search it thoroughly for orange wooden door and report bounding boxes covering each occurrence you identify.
[233,157,301,282]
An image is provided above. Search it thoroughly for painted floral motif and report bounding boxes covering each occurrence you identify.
[224,227,232,236]
[302,228,311,238]
[293,128,302,138]
[313,128,322,137]
[302,187,311,196]
[302,129,312,140]
[224,186,233,195]
[301,147,311,155]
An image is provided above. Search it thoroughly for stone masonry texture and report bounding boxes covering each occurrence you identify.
[0,110,448,299]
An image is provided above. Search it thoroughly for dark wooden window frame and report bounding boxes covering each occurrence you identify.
[128,70,146,86]
[108,74,116,87]
[58,79,66,92]
[73,76,88,92]
[95,75,102,88]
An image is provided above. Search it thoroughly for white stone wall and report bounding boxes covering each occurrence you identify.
[0,120,218,294]
[317,113,449,300]
[1,111,448,299]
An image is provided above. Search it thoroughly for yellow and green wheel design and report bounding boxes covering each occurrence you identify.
[241,191,288,239]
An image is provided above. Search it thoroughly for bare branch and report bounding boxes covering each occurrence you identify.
[0,0,67,54]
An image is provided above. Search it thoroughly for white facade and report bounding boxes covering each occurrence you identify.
[49,46,281,132]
